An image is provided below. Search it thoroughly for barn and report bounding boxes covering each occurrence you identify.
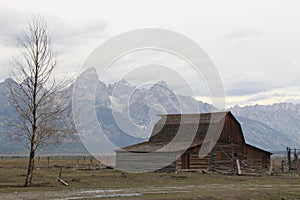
[116,111,272,173]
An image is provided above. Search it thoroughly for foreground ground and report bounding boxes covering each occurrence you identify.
[0,157,300,199]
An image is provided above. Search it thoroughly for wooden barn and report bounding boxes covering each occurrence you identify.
[116,111,272,173]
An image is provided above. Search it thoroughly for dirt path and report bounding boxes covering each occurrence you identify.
[0,186,192,200]
[0,184,230,200]
[1,183,299,200]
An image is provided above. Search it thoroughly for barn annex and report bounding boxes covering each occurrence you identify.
[116,111,272,173]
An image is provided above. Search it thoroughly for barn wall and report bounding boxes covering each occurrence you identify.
[213,143,245,172]
[175,114,271,173]
[176,146,211,170]
[177,143,246,173]
[245,145,270,169]
[116,151,177,172]
[176,143,271,173]
[219,114,245,144]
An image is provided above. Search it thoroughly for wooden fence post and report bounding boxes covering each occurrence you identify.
[287,147,291,172]
[298,159,300,176]
[268,160,273,175]
[236,159,241,175]
[281,160,284,173]
[57,167,69,186]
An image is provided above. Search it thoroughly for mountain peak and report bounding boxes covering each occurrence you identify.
[118,79,133,88]
[232,104,241,109]
[81,67,97,76]
[154,81,168,88]
[3,78,17,86]
[108,79,136,97]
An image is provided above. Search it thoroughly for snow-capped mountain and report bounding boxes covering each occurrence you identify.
[0,68,299,153]
[230,104,300,151]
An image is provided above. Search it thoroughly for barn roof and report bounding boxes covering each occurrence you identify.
[118,111,228,152]
[156,111,228,124]
[117,111,271,155]
[149,111,227,143]
[118,140,205,153]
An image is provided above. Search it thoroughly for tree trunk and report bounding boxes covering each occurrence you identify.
[24,148,35,187]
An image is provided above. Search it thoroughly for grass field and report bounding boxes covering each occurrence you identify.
[0,157,300,200]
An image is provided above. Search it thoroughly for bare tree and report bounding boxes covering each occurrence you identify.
[7,16,73,187]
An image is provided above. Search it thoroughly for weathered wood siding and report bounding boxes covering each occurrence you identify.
[245,145,270,169]
[116,151,177,172]
[177,143,244,172]
[176,147,211,170]
[176,114,271,173]
[219,114,245,144]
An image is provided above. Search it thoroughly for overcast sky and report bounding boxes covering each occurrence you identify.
[0,0,300,107]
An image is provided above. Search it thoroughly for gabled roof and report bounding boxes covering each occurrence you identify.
[157,111,228,125]
[149,111,227,143]
[118,112,228,152]
[119,140,208,153]
[117,111,272,155]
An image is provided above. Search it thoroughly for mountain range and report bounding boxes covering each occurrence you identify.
[0,68,299,154]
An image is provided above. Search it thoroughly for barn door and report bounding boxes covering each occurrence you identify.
[181,153,190,169]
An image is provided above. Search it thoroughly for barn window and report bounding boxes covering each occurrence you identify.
[227,135,231,142]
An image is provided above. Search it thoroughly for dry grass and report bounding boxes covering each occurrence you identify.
[0,157,300,199]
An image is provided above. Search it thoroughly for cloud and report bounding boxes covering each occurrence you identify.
[225,81,269,96]
[48,18,108,47]
[226,86,300,107]
[196,86,300,108]
[0,8,108,47]
[0,8,28,47]
[221,27,262,41]
[0,8,109,80]
[246,92,283,102]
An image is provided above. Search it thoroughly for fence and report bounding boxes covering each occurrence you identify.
[0,154,116,169]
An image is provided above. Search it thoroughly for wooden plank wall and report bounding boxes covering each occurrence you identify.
[245,145,270,170]
[116,151,177,172]
[176,144,270,173]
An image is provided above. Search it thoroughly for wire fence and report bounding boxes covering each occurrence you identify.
[0,154,116,169]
